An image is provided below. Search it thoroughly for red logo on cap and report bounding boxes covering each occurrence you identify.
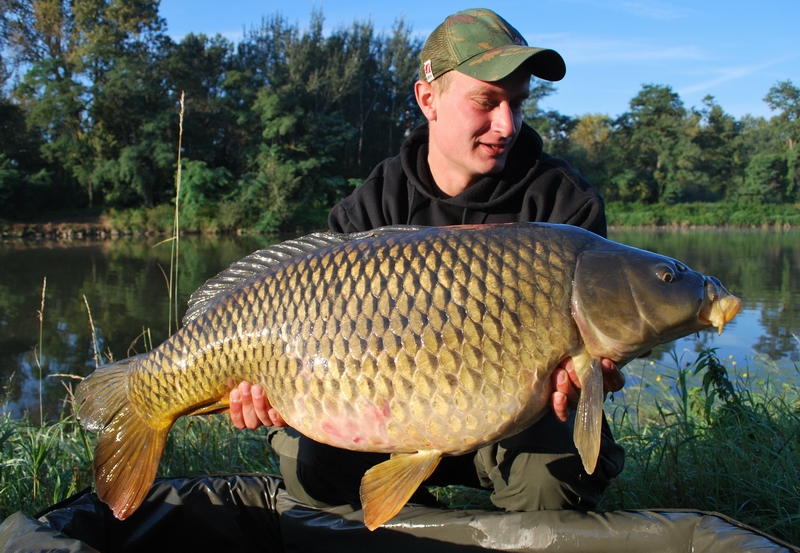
[424,60,434,82]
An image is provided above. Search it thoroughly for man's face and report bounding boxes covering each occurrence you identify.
[424,69,531,192]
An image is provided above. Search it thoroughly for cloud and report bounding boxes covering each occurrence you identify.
[533,33,703,64]
[615,1,693,20]
[678,67,759,95]
[678,54,800,95]
[547,0,694,21]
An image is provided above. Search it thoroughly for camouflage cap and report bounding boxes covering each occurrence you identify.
[419,8,566,83]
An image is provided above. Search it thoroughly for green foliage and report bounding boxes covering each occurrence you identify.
[0,409,94,518]
[0,404,277,521]
[179,159,232,223]
[0,154,24,207]
[106,204,174,233]
[738,153,790,204]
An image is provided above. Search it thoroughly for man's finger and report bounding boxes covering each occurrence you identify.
[239,381,263,430]
[551,389,570,422]
[230,388,246,429]
[252,385,287,427]
[599,359,626,393]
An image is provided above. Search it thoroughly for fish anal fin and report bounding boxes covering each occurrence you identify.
[360,450,442,531]
[572,356,604,475]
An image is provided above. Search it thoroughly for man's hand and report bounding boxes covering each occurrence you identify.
[229,381,286,430]
[550,358,626,423]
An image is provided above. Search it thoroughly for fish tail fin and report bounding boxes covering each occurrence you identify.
[360,450,442,531]
[572,357,604,475]
[76,356,172,520]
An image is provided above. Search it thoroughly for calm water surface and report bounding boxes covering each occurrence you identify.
[1,228,798,420]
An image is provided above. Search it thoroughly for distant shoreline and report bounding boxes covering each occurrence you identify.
[2,203,798,241]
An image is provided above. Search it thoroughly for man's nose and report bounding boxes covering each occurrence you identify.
[492,103,516,137]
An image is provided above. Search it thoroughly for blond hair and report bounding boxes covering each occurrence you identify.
[430,71,454,95]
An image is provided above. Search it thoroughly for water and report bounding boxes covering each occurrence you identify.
[1,228,798,420]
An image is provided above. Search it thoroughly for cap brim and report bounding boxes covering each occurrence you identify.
[456,47,566,82]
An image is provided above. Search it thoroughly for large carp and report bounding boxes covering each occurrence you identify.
[76,223,741,530]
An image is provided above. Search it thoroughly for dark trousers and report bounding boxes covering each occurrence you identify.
[268,409,624,511]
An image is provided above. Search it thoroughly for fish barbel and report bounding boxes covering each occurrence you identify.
[76,223,741,530]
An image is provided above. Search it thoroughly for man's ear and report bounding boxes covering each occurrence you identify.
[415,80,437,122]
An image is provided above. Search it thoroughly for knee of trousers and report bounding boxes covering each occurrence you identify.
[473,411,625,511]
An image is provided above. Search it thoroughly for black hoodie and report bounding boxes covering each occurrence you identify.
[329,122,607,237]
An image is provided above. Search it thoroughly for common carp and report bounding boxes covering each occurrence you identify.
[76,223,741,530]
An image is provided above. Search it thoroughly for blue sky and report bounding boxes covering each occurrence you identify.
[158,0,799,120]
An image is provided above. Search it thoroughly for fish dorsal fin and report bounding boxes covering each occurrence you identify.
[182,225,429,325]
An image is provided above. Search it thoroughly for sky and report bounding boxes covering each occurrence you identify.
[158,0,799,120]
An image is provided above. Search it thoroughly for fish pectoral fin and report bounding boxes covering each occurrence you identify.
[359,450,442,531]
[185,398,231,417]
[573,357,604,475]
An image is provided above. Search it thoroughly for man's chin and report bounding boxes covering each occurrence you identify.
[484,160,507,174]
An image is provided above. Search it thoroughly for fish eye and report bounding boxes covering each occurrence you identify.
[656,264,676,283]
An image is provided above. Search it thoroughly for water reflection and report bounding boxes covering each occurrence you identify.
[1,229,797,421]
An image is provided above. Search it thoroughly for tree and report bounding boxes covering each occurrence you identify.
[687,96,743,201]
[561,113,613,193]
[606,85,697,203]
[163,33,232,170]
[764,80,799,201]
[736,152,788,204]
[2,0,172,209]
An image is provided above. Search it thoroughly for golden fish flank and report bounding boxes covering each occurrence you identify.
[75,223,742,531]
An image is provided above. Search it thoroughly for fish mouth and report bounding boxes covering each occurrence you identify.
[698,276,742,335]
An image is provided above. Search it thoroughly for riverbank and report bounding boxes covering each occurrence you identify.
[1,214,111,240]
[3,201,799,240]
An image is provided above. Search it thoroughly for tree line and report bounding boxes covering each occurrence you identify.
[1,2,798,231]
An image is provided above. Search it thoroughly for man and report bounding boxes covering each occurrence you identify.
[230,8,625,513]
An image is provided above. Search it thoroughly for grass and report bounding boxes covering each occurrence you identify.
[0,391,276,519]
[0,405,94,516]
[601,348,800,545]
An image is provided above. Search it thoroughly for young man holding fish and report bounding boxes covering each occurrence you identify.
[231,8,626,514]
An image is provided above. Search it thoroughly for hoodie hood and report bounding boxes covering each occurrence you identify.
[400,122,546,214]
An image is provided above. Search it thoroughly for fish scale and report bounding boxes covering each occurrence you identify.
[76,223,742,530]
